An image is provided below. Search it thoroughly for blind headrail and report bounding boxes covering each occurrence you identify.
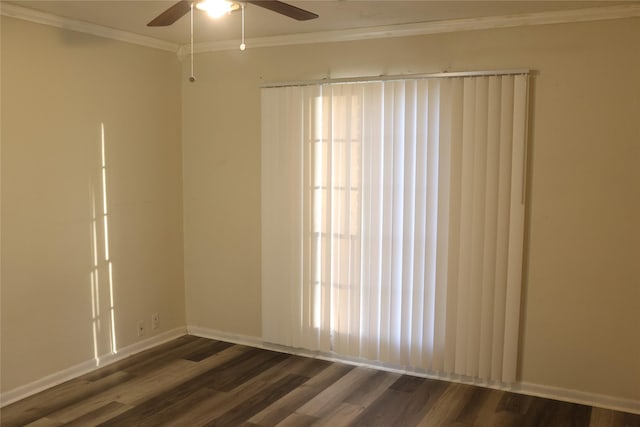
[261,69,531,89]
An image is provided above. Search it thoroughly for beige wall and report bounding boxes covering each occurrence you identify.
[1,17,185,392]
[182,18,640,401]
[1,12,638,404]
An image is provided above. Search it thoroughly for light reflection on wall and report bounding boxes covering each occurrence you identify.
[101,123,117,354]
[89,191,101,361]
[89,123,117,364]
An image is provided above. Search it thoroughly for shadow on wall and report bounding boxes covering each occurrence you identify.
[516,72,537,382]
[88,122,118,363]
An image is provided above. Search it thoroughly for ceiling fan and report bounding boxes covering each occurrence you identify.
[148,0,319,26]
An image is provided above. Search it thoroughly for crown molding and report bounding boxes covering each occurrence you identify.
[2,2,638,57]
[0,2,180,53]
[188,4,640,54]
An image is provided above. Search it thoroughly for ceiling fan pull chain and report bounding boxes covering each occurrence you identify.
[189,1,196,82]
[240,3,246,51]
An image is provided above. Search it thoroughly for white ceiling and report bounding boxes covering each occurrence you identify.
[4,0,638,46]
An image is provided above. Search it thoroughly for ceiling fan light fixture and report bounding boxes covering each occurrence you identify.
[196,0,240,19]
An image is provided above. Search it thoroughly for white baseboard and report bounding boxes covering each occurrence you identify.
[3,325,638,416]
[516,382,640,415]
[0,327,187,408]
[187,325,265,349]
[188,325,640,415]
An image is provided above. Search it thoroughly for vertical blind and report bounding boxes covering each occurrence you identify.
[261,73,528,383]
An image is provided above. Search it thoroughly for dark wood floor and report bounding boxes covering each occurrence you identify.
[1,335,638,426]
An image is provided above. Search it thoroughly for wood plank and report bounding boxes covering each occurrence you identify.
[312,402,364,427]
[270,356,332,378]
[4,336,640,427]
[80,335,200,381]
[63,401,131,426]
[152,390,232,427]
[45,360,194,423]
[453,386,493,424]
[50,360,192,422]
[274,412,319,427]
[349,374,426,426]
[391,378,450,426]
[121,337,224,376]
[155,352,319,426]
[209,349,291,392]
[416,382,477,426]
[204,374,310,426]
[100,387,221,427]
[350,377,448,427]
[296,367,378,418]
[389,374,426,392]
[621,412,640,427]
[546,400,591,427]
[0,370,131,427]
[350,388,412,426]
[96,348,289,426]
[481,411,527,427]
[496,390,533,415]
[46,344,249,423]
[182,340,235,362]
[248,363,353,426]
[462,388,507,427]
[23,418,62,427]
[344,369,400,406]
[590,407,622,427]
[313,370,400,426]
[520,396,557,426]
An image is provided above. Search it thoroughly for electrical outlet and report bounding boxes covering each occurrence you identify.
[137,320,145,337]
[151,313,159,330]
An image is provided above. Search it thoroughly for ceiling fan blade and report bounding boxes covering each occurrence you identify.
[246,1,318,21]
[147,0,191,27]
